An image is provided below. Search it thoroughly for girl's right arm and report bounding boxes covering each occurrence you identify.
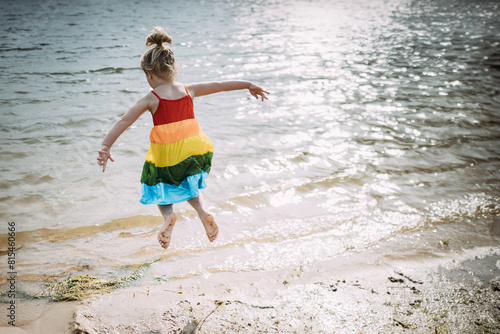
[97,95,151,172]
[188,80,269,101]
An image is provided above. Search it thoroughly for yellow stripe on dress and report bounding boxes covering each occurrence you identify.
[150,119,203,144]
[145,134,214,167]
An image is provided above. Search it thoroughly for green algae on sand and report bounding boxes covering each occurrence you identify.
[43,265,147,301]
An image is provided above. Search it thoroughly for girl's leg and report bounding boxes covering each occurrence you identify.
[157,204,177,249]
[187,194,219,242]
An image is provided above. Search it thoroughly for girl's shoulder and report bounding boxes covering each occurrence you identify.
[138,92,160,114]
[184,83,195,99]
[152,82,191,100]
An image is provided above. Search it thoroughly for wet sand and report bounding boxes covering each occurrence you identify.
[3,228,499,334]
[71,250,500,334]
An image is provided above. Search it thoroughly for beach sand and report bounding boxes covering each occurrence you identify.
[3,227,499,334]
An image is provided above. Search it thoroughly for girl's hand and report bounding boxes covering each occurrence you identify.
[97,145,115,172]
[249,84,270,101]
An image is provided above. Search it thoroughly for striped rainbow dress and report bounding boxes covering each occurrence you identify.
[140,86,214,205]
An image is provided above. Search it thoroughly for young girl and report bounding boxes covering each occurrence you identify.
[97,27,269,249]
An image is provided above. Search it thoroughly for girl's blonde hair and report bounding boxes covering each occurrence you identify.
[140,27,178,79]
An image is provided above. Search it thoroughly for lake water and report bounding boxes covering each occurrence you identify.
[1,0,499,325]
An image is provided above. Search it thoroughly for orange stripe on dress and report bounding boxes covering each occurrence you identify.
[149,119,203,144]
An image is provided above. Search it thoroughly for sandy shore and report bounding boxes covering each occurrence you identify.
[3,236,499,334]
[70,249,499,334]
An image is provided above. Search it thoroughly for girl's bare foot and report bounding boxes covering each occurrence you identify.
[157,212,177,249]
[202,213,219,242]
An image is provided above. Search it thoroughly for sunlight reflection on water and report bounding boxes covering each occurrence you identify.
[0,0,499,284]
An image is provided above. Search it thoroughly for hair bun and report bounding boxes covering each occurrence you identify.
[146,26,173,47]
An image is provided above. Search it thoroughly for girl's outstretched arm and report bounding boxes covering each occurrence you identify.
[188,81,270,101]
[97,95,151,172]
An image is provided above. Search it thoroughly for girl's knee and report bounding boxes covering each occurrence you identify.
[157,204,174,218]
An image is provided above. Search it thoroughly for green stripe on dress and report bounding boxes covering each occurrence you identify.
[140,152,213,187]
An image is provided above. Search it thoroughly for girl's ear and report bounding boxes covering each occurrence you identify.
[145,71,154,81]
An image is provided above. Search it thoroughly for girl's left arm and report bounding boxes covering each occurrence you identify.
[188,81,270,101]
[97,96,150,172]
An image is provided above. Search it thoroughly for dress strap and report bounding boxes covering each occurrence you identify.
[184,85,190,97]
[151,90,161,99]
